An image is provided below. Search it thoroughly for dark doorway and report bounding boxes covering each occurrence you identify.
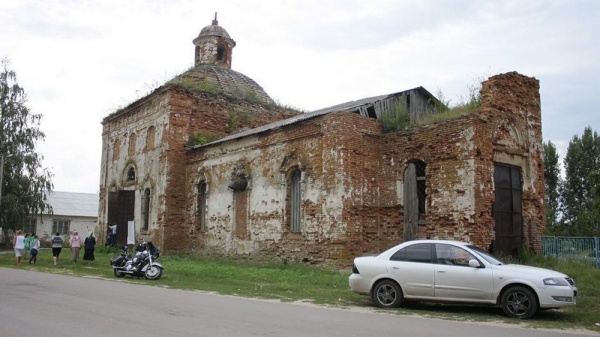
[403,160,426,241]
[493,163,523,257]
[107,190,135,246]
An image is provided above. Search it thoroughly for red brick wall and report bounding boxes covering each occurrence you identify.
[162,86,301,252]
[179,73,544,265]
[108,72,544,264]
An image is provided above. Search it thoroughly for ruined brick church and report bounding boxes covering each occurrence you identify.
[99,16,545,264]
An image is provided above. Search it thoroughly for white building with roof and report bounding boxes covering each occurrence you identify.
[26,191,99,244]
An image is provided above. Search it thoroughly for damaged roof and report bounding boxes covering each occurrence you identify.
[193,86,438,148]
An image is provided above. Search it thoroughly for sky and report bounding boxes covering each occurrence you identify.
[0,0,598,194]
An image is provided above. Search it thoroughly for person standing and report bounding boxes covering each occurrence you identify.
[28,233,37,255]
[69,231,82,264]
[29,234,40,264]
[23,233,30,259]
[108,223,117,247]
[13,230,25,266]
[51,232,64,266]
[83,231,96,264]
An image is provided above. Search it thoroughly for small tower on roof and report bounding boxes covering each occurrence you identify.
[193,13,236,69]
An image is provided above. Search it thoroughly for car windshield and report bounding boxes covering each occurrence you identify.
[466,245,504,265]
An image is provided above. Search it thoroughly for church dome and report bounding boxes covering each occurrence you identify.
[170,64,274,105]
[183,14,273,105]
[196,21,232,40]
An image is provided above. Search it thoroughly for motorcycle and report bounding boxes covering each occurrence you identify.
[110,241,163,280]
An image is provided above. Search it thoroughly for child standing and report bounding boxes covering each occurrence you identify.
[29,234,40,264]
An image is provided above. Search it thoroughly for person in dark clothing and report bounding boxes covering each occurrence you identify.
[51,232,64,266]
[83,231,96,263]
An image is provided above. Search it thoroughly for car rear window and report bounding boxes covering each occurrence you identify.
[390,243,432,263]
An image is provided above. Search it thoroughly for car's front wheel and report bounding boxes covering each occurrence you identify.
[372,280,403,308]
[500,286,538,319]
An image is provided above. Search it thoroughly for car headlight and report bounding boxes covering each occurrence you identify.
[543,277,569,286]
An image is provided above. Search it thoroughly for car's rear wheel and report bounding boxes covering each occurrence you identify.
[500,286,538,319]
[372,280,403,308]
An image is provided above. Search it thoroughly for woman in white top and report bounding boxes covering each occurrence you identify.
[13,230,25,266]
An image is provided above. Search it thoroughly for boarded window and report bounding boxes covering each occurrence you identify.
[197,181,207,232]
[113,139,121,161]
[290,169,302,233]
[142,188,150,231]
[404,160,426,241]
[415,161,426,215]
[145,126,155,151]
[128,133,137,157]
[234,189,248,239]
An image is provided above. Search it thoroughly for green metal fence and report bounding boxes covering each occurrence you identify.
[541,236,600,268]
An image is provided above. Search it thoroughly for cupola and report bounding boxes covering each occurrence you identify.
[192,13,236,69]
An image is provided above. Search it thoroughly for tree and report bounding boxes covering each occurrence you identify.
[560,126,600,235]
[590,170,600,235]
[0,58,53,236]
[543,141,561,234]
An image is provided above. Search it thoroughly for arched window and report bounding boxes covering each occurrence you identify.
[128,133,137,157]
[126,166,136,181]
[217,46,226,62]
[145,126,155,152]
[142,188,151,231]
[233,188,248,239]
[197,181,207,232]
[113,139,121,161]
[289,169,302,233]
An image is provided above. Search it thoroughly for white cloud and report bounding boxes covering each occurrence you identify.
[1,0,599,192]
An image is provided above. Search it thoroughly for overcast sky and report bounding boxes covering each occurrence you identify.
[1,0,598,194]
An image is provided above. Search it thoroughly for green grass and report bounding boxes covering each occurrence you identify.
[2,248,599,332]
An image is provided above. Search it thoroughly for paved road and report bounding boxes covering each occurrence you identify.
[0,267,597,337]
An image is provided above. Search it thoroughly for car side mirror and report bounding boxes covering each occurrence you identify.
[468,259,481,268]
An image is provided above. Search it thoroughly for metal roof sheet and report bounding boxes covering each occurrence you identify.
[195,87,432,148]
[46,191,99,218]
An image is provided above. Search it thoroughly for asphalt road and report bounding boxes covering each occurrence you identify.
[0,267,597,337]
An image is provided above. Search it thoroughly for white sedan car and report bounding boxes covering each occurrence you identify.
[349,240,578,318]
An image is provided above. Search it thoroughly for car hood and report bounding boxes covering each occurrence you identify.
[492,263,568,277]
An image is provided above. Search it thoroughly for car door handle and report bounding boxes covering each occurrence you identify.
[392,266,399,269]
[437,270,446,273]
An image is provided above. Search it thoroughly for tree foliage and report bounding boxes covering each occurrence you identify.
[543,140,561,233]
[591,169,600,221]
[559,126,600,236]
[0,58,53,234]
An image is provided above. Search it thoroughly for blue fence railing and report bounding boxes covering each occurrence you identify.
[541,236,600,268]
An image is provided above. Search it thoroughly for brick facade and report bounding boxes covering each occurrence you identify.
[99,19,545,266]
[182,72,544,265]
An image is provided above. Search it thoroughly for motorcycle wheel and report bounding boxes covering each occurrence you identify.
[144,265,162,280]
[113,268,125,278]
